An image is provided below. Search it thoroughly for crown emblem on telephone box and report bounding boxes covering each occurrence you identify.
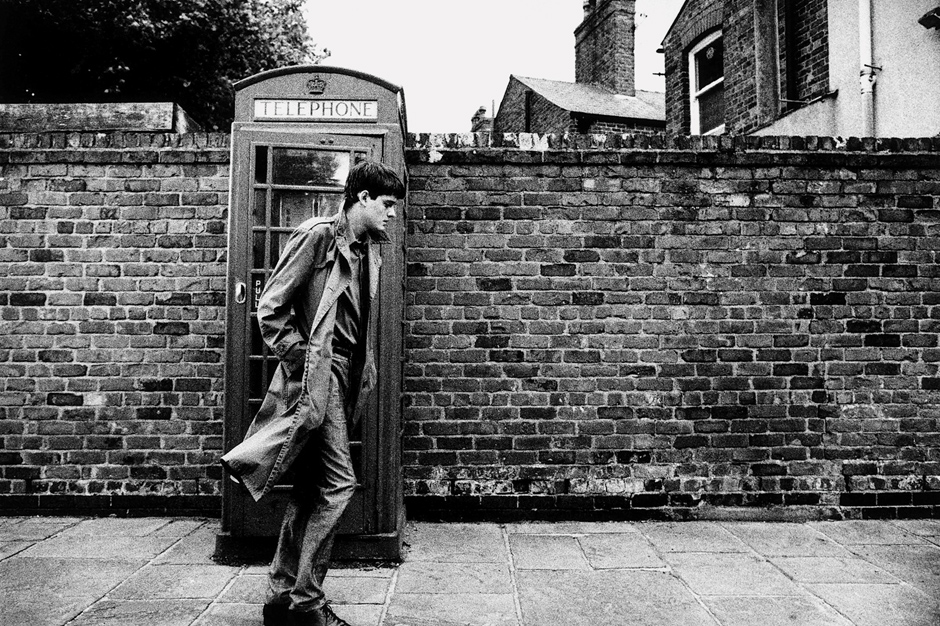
[306,76,327,94]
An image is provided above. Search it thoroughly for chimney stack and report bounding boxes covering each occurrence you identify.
[470,106,493,132]
[575,0,636,96]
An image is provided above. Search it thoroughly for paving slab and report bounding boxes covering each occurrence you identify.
[722,522,853,557]
[0,556,142,597]
[192,602,260,626]
[68,599,210,626]
[152,525,219,564]
[216,574,268,604]
[0,517,81,540]
[809,520,924,545]
[57,517,172,537]
[0,540,33,561]
[19,535,177,560]
[505,521,642,534]
[0,595,91,626]
[395,561,511,594]
[327,604,384,626]
[329,564,396,577]
[639,521,749,553]
[807,583,940,626]
[509,534,589,570]
[890,519,940,538]
[517,569,717,626]
[578,532,668,569]
[849,544,940,597]
[664,553,804,596]
[405,522,507,563]
[150,519,208,537]
[769,556,898,584]
[325,574,391,604]
[385,592,518,626]
[109,563,239,600]
[701,595,854,626]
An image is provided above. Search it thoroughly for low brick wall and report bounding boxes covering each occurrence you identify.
[1,131,939,520]
[0,132,229,514]
[403,133,940,521]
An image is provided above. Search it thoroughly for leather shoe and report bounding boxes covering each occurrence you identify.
[287,608,326,626]
[262,602,290,626]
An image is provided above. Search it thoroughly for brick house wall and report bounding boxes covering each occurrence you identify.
[664,0,831,135]
[584,117,663,134]
[0,132,229,514]
[2,131,940,521]
[777,0,830,107]
[663,0,724,134]
[494,78,664,135]
[494,78,572,135]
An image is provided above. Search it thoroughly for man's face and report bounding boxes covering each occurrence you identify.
[361,193,398,236]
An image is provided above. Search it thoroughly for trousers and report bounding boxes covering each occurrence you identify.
[267,353,357,611]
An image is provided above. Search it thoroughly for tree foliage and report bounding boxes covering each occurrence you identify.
[0,0,329,129]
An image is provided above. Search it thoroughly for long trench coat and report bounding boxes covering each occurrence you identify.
[221,210,382,502]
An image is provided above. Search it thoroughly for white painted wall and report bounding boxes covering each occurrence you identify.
[756,0,940,138]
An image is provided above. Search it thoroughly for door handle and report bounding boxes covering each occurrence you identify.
[235,282,247,304]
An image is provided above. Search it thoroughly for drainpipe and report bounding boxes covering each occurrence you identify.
[858,0,877,136]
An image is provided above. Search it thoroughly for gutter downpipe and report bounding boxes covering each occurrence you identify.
[859,0,877,136]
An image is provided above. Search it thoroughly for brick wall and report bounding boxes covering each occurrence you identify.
[404,132,940,521]
[2,130,940,522]
[0,132,229,514]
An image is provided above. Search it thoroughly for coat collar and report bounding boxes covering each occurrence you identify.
[332,209,383,302]
[333,208,390,261]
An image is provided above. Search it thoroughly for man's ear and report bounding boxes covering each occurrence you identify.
[357,190,371,204]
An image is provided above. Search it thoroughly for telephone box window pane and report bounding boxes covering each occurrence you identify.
[255,146,268,184]
[698,84,725,134]
[272,149,350,187]
[252,191,267,228]
[252,231,267,271]
[249,359,264,398]
[270,232,292,267]
[696,38,723,89]
[315,193,343,218]
[274,190,344,227]
[251,321,264,356]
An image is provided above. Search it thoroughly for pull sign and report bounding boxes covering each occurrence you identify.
[254,99,378,121]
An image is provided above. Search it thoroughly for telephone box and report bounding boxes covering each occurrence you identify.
[218,66,407,561]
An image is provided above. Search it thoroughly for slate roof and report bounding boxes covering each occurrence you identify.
[513,75,666,123]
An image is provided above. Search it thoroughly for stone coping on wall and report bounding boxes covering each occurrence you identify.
[405,132,940,153]
[1,131,939,153]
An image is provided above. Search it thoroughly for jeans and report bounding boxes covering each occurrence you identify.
[268,354,356,612]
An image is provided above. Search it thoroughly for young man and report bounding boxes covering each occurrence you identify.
[221,160,405,626]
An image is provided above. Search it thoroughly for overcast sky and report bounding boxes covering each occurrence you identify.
[303,0,684,133]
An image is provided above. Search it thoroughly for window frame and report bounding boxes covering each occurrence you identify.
[688,30,725,135]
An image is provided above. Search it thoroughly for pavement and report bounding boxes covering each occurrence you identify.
[1,517,939,626]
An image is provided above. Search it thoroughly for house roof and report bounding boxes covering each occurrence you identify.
[513,75,665,123]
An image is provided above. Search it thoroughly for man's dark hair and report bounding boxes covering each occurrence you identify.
[343,160,405,209]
